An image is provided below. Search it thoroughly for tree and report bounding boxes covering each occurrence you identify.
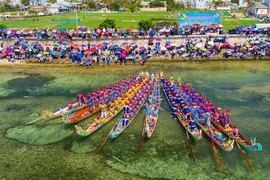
[110,2,120,11]
[21,0,30,6]
[149,1,164,8]
[138,20,153,31]
[99,18,116,28]
[87,2,96,9]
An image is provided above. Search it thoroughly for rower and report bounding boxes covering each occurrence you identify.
[123,103,131,116]
[77,92,84,105]
[189,118,197,132]
[232,126,240,137]
[224,109,231,128]
[99,100,107,118]
[214,129,224,144]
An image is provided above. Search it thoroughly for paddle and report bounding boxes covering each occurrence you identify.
[25,117,42,125]
[236,141,254,172]
[185,129,195,163]
[96,123,117,153]
[210,132,223,171]
[138,125,145,154]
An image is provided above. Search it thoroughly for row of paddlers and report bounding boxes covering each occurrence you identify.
[26,73,262,153]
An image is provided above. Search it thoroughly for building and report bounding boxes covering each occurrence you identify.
[140,1,167,11]
[196,0,210,9]
[249,2,269,16]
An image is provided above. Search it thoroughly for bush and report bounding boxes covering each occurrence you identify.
[149,1,164,8]
[99,19,116,28]
[138,20,154,31]
[0,24,7,29]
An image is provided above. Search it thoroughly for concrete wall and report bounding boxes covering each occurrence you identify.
[140,7,167,11]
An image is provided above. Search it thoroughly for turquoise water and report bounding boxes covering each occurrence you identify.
[0,61,269,179]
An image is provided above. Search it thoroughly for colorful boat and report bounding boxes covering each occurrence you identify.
[63,76,138,124]
[162,80,202,141]
[75,77,146,137]
[171,79,234,151]
[211,122,262,151]
[109,78,150,139]
[144,74,162,138]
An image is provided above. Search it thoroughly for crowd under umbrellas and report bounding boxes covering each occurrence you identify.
[2,34,270,63]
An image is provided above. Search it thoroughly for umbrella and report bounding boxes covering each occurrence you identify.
[86,55,92,60]
[139,46,145,50]
[90,47,97,51]
[122,42,128,46]
[11,29,17,34]
[196,43,203,48]
[81,44,86,47]
[261,42,267,47]
[71,49,79,54]
[160,47,167,51]
[223,42,230,46]
[6,30,11,35]
[85,48,91,53]
[166,45,172,49]
[102,42,108,46]
[156,38,162,42]
[130,42,136,46]
[51,51,58,56]
[97,44,103,49]
[91,44,97,47]
[60,28,66,33]
[68,42,74,45]
[81,25,87,30]
[43,51,49,55]
[14,49,20,52]
[45,44,51,47]
[62,42,68,46]
[200,47,206,51]
[108,41,115,45]
[166,41,172,44]
[96,29,101,34]
[208,41,214,45]
[132,29,138,33]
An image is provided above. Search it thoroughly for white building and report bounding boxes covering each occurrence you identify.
[47,3,61,14]
[196,0,210,9]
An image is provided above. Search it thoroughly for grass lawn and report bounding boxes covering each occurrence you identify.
[2,12,176,29]
[1,11,260,31]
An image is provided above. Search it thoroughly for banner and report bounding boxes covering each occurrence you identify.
[179,12,221,27]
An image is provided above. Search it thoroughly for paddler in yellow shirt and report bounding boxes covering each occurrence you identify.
[99,100,107,118]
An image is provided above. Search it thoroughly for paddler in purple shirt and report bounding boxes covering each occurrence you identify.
[77,92,84,105]
[224,109,231,128]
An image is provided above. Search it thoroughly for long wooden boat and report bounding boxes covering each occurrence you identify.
[74,78,146,136]
[64,107,100,124]
[110,79,150,139]
[169,79,234,151]
[211,122,262,151]
[162,81,202,141]
[63,76,138,124]
[46,101,87,119]
[144,78,162,138]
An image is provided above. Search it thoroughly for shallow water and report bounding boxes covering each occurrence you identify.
[1,61,270,179]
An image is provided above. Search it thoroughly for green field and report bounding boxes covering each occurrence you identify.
[1,11,260,31]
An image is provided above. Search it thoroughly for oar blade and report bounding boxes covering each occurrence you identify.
[236,142,254,172]
[138,126,145,154]
[25,117,42,125]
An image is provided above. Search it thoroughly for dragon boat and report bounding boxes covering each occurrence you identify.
[75,77,145,137]
[211,122,262,151]
[63,75,137,124]
[109,77,150,139]
[144,74,162,138]
[162,80,202,141]
[174,80,234,151]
